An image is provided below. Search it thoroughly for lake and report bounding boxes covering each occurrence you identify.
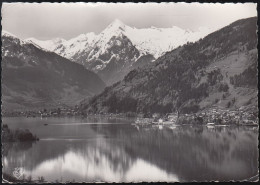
[2,116,259,182]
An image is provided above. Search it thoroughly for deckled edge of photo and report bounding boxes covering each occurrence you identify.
[0,0,259,184]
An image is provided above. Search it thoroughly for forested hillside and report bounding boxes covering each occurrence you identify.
[80,17,257,115]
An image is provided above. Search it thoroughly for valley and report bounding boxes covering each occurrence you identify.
[1,17,257,118]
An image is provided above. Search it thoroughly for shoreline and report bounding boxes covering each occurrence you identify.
[2,114,258,127]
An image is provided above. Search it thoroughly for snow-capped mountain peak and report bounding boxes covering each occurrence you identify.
[52,38,66,44]
[106,19,126,31]
[15,19,218,84]
[69,32,96,42]
[22,19,216,60]
[24,37,66,51]
[3,19,221,86]
[2,30,29,46]
[98,19,128,42]
[2,30,18,38]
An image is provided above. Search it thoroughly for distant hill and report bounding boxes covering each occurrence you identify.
[80,17,258,115]
[1,32,106,111]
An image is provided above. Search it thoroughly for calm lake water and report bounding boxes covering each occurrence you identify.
[2,116,259,182]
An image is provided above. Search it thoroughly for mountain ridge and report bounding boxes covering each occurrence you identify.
[1,31,106,111]
[23,19,216,85]
[80,17,257,115]
[25,19,216,59]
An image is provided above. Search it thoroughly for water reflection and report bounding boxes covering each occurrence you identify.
[3,138,178,182]
[24,141,177,182]
[2,117,258,182]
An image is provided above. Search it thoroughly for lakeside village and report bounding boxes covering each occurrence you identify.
[2,105,258,126]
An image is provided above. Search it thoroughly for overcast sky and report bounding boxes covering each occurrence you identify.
[1,2,257,40]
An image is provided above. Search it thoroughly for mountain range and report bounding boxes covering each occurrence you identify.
[1,31,105,111]
[80,17,258,115]
[25,19,216,85]
[1,17,257,113]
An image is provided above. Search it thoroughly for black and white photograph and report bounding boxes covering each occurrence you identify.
[1,2,258,183]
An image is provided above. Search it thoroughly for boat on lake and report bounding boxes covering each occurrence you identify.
[207,125,215,129]
[167,125,177,130]
[206,122,215,128]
